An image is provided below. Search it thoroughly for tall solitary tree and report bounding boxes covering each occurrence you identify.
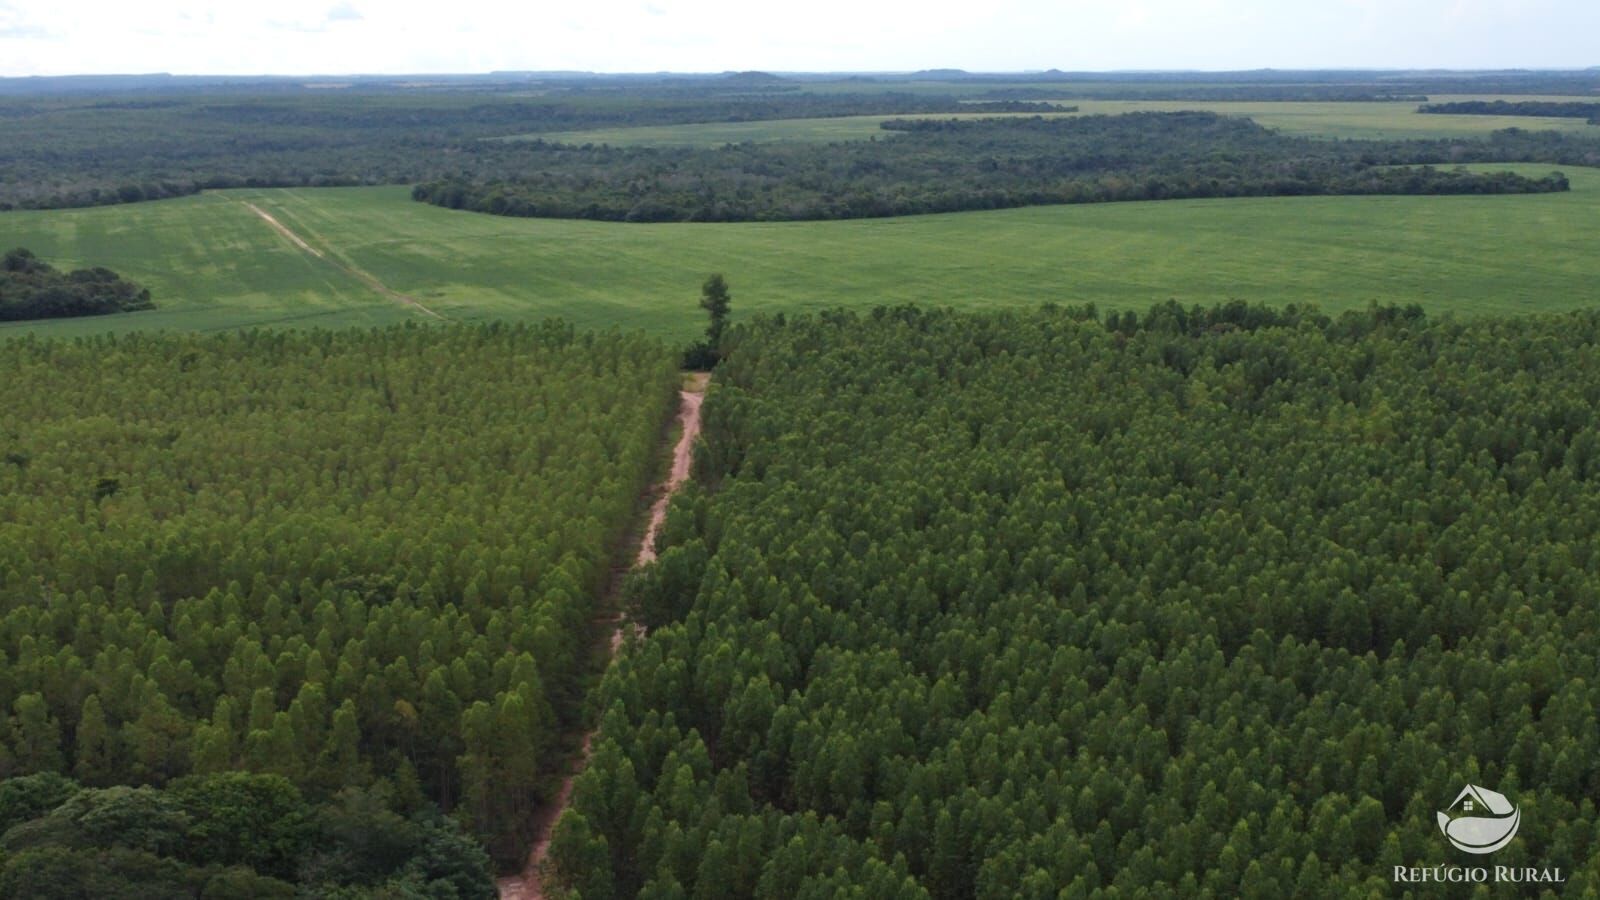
[685,274,733,369]
[700,274,731,347]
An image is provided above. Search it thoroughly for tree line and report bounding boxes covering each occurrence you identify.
[551,304,1600,898]
[1419,100,1600,123]
[10,76,1600,215]
[413,113,1582,223]
[0,86,988,211]
[0,249,153,321]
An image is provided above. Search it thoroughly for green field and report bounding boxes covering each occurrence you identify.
[2,164,1597,340]
[521,94,1600,146]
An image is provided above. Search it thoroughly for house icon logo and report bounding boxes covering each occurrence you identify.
[1437,785,1521,854]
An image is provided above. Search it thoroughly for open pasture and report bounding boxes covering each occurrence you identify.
[1,164,1597,340]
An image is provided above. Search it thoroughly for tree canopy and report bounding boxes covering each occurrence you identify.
[0,771,493,897]
[0,322,680,871]
[1419,100,1600,121]
[413,113,1588,223]
[685,275,733,369]
[557,304,1600,898]
[0,248,153,321]
[0,86,983,211]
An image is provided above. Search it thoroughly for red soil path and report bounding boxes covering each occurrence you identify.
[497,373,709,900]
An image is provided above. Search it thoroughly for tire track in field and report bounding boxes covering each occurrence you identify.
[498,373,710,900]
[240,200,446,320]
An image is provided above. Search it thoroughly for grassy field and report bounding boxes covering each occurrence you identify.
[0,192,407,333]
[519,94,1600,146]
[2,164,1597,341]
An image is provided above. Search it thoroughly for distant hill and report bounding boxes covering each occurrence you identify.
[720,71,786,84]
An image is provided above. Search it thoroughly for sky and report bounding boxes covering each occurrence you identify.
[0,0,1596,78]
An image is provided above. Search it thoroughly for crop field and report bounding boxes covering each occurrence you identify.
[0,193,404,333]
[2,164,1597,340]
[523,94,1600,146]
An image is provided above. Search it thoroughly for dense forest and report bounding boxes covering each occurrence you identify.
[0,771,491,897]
[552,305,1600,898]
[0,249,153,321]
[0,87,983,210]
[414,113,1582,222]
[0,324,680,878]
[1419,100,1600,122]
[7,69,1600,212]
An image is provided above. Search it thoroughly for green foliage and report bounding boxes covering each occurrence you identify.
[0,773,77,834]
[299,786,494,894]
[0,322,680,869]
[414,113,1589,222]
[0,773,491,896]
[6,164,1600,341]
[577,306,1600,896]
[684,274,732,369]
[1,785,190,856]
[8,694,61,774]
[0,85,975,212]
[0,248,152,321]
[169,773,313,879]
[549,808,620,900]
[1420,100,1600,120]
[700,275,731,344]
[7,72,1600,214]
[0,846,219,900]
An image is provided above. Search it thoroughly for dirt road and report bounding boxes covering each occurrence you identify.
[241,200,446,320]
[497,373,710,900]
[637,374,709,566]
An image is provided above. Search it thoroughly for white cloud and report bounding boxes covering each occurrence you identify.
[0,0,1595,77]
